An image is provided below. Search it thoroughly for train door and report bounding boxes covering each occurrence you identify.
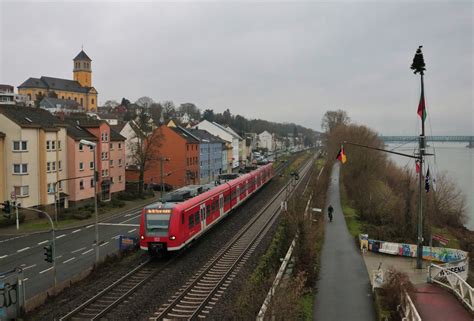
[200,203,207,230]
[219,194,224,216]
[236,185,240,203]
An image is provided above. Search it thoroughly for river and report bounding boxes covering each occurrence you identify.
[386,143,474,230]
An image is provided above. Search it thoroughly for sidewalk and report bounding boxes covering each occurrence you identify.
[313,163,376,321]
[0,194,160,236]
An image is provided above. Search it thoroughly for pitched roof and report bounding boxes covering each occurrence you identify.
[63,119,98,141]
[211,121,242,140]
[184,128,225,144]
[18,76,95,94]
[73,50,92,61]
[0,104,64,131]
[110,128,126,141]
[111,123,126,133]
[40,97,82,110]
[169,126,200,144]
[65,114,104,127]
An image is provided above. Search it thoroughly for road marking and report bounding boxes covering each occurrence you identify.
[125,213,133,217]
[17,247,30,253]
[56,234,66,239]
[111,235,120,240]
[39,267,53,274]
[0,255,8,259]
[86,224,94,229]
[23,278,29,282]
[99,241,109,247]
[38,240,49,245]
[55,255,63,259]
[63,257,75,264]
[23,264,36,270]
[128,228,137,233]
[119,214,141,224]
[99,223,139,227]
[82,249,93,255]
[71,247,86,254]
[72,229,81,234]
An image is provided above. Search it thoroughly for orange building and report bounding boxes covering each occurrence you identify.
[142,125,200,188]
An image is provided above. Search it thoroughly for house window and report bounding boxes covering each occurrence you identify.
[51,162,56,171]
[51,141,56,150]
[61,96,64,99]
[79,180,84,190]
[110,160,114,167]
[90,161,94,169]
[79,144,84,151]
[74,97,77,101]
[47,183,55,194]
[47,162,51,172]
[14,186,29,197]
[118,175,122,182]
[102,170,106,177]
[58,181,63,191]
[91,98,95,105]
[13,163,28,175]
[58,161,62,171]
[118,143,122,149]
[79,162,84,171]
[58,140,61,150]
[46,141,50,150]
[13,141,28,152]
[110,143,114,150]
[90,179,94,188]
[101,152,108,160]
[80,98,83,105]
[110,177,114,183]
[118,159,122,167]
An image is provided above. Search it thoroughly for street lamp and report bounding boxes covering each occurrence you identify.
[80,139,100,264]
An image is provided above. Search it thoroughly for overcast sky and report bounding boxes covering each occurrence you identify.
[1,1,472,135]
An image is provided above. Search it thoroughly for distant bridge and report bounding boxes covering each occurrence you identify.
[380,136,474,147]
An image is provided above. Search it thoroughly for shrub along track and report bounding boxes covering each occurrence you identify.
[24,153,311,321]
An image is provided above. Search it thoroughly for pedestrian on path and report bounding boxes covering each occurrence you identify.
[327,204,333,222]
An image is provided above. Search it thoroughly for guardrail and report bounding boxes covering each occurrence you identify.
[429,263,474,312]
[398,290,422,321]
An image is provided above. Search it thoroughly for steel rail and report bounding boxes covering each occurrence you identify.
[151,157,314,320]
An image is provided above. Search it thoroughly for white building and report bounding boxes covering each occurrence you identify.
[258,130,274,152]
[113,121,139,167]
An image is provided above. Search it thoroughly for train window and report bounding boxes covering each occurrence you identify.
[195,212,200,223]
[224,195,230,204]
[206,205,210,214]
[189,215,194,228]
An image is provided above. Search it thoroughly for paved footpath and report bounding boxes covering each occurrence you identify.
[313,163,376,321]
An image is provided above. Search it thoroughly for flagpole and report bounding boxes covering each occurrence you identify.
[413,46,426,269]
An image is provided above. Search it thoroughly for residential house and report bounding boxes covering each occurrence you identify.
[0,84,33,106]
[137,125,200,188]
[109,130,126,194]
[258,131,274,152]
[113,121,138,167]
[0,105,68,208]
[195,120,240,170]
[181,128,224,184]
[64,120,97,207]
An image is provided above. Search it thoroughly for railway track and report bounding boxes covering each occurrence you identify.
[59,258,168,320]
[150,157,314,320]
[58,154,311,321]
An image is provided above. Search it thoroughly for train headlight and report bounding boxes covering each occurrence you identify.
[169,235,176,240]
[140,235,145,240]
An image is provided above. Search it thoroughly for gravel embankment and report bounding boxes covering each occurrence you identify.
[26,177,285,321]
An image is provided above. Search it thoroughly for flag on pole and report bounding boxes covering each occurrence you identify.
[425,167,430,193]
[336,146,347,164]
[415,160,420,173]
[417,88,427,121]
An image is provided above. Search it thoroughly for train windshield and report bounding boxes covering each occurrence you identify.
[146,214,171,236]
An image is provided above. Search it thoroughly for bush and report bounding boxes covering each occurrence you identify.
[0,213,25,227]
[116,191,137,201]
[111,198,126,208]
[380,268,416,321]
[72,210,91,220]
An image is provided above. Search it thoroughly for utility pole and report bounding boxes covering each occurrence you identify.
[411,45,427,269]
[160,156,164,200]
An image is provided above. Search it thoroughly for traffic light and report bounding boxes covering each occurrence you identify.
[44,244,53,263]
[2,200,11,218]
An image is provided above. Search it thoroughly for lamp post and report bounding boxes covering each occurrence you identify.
[80,139,100,264]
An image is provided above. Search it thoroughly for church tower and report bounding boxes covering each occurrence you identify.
[73,50,92,88]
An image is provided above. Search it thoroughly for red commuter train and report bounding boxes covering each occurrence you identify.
[139,163,274,255]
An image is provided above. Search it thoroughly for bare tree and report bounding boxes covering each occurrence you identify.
[321,109,351,133]
[128,112,162,196]
[104,100,119,108]
[161,100,176,121]
[135,96,155,109]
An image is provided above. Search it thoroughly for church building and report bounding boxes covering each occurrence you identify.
[18,50,98,111]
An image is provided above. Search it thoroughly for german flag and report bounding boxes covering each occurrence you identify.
[336,146,347,164]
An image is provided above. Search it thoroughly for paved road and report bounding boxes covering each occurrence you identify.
[313,163,376,321]
[0,204,150,299]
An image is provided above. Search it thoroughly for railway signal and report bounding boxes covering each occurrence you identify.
[44,244,54,263]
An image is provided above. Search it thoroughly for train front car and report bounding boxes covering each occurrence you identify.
[139,202,180,256]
